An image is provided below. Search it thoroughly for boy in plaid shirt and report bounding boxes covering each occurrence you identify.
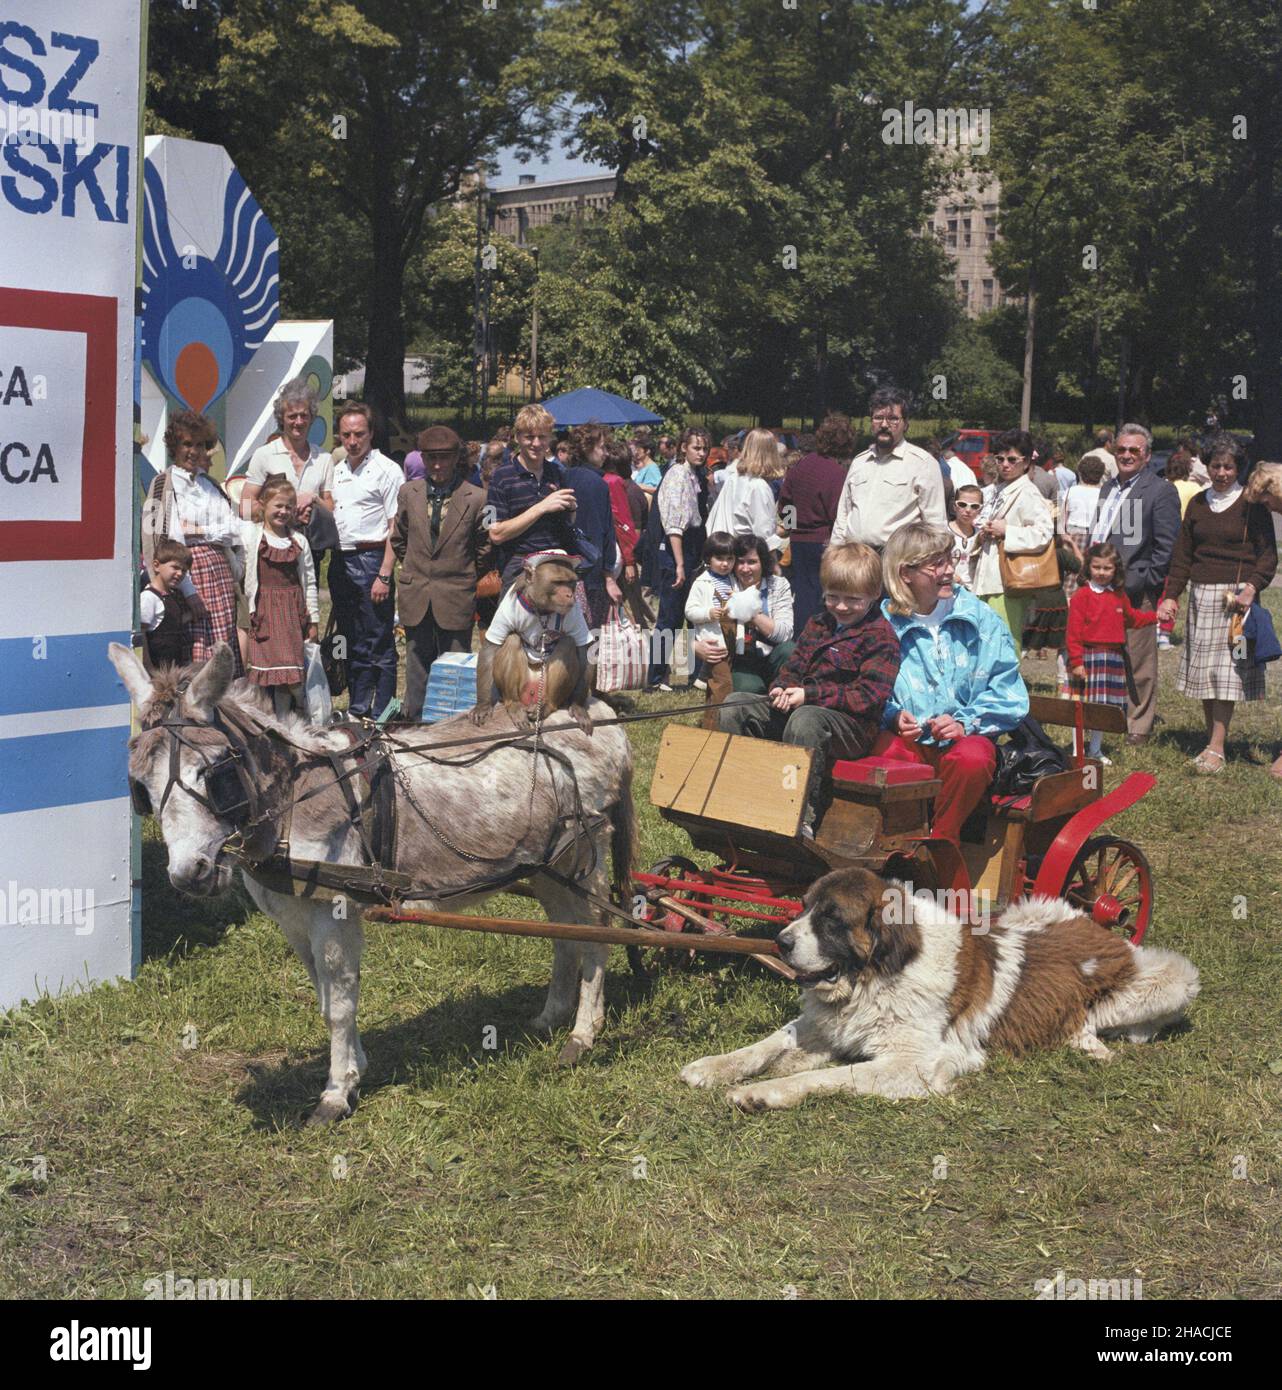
[720,543,900,830]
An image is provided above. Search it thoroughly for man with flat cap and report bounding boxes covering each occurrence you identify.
[391,425,491,721]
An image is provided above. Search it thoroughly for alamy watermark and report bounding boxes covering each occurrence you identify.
[888,881,993,934]
[1034,1269,1143,1300]
[142,1270,252,1300]
[1,880,94,935]
[0,102,96,154]
[881,101,990,156]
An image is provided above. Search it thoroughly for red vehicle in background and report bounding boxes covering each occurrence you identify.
[942,428,998,481]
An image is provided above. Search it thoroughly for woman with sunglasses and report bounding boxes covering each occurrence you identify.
[875,524,1028,844]
[967,428,1055,645]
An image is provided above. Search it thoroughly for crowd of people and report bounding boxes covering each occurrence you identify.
[138,377,1282,844]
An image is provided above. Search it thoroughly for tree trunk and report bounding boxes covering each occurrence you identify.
[813,322,828,431]
[750,322,791,428]
[1251,130,1282,455]
[364,216,407,447]
[1115,333,1129,432]
[1084,312,1100,437]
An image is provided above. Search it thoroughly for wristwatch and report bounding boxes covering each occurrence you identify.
[377,573,391,583]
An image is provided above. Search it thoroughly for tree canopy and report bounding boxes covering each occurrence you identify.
[144,0,1281,446]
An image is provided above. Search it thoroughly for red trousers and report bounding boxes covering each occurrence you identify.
[871,731,998,844]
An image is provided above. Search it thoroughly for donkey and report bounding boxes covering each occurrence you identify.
[110,642,636,1125]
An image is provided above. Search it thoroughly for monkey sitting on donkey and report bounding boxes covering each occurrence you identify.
[470,551,596,734]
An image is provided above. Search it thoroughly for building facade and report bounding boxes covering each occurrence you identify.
[931,170,1005,317]
[487,173,616,246]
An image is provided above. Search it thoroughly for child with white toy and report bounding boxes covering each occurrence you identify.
[688,534,795,722]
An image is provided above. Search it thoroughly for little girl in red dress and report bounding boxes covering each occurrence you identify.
[1066,543,1156,763]
[241,475,319,716]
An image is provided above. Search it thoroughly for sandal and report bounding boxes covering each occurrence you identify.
[1192,748,1226,774]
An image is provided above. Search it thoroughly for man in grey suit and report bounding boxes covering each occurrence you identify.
[1088,423,1181,744]
[391,426,491,721]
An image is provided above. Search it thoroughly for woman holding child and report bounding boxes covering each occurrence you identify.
[875,524,1029,844]
[690,534,796,698]
[142,409,246,676]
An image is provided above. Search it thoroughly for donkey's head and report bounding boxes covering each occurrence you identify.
[110,642,253,895]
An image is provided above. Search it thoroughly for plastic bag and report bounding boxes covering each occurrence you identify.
[302,640,332,725]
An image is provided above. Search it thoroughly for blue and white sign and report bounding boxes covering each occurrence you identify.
[0,1,144,1009]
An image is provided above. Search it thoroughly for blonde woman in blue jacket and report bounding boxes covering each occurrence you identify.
[875,523,1028,844]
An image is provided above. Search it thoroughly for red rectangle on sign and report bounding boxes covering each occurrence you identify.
[0,287,117,562]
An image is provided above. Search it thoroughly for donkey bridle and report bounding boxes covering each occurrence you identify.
[129,706,271,854]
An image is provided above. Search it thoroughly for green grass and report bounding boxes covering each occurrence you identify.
[2,612,1281,1300]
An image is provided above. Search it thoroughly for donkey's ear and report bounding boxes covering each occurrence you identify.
[183,643,235,722]
[109,642,155,711]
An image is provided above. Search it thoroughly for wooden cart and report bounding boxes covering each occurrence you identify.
[633,696,1155,959]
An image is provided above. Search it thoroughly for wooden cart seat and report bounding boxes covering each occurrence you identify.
[989,765,1100,824]
[831,757,936,788]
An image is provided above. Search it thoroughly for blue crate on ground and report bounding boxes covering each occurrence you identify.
[422,651,478,723]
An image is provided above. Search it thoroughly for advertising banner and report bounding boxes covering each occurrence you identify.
[0,1,145,1008]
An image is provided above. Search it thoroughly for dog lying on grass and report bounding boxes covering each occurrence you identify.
[681,868,1200,1111]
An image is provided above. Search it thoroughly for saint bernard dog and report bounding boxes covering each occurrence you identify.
[681,868,1200,1112]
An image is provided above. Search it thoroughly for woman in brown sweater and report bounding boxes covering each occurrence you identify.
[1157,436,1278,772]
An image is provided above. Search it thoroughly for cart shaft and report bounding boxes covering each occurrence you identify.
[363,906,781,957]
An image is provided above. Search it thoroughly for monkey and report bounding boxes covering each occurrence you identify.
[470,551,596,734]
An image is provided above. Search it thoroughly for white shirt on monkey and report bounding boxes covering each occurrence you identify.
[486,583,593,663]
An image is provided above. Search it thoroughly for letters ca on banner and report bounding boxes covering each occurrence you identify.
[0,9,140,563]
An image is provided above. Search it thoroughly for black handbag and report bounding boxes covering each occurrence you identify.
[305,499,341,553]
[991,716,1068,797]
[320,609,347,697]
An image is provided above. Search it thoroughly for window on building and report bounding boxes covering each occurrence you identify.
[959,279,970,306]
[982,278,994,309]
[963,217,972,248]
[947,218,957,249]
[986,216,997,244]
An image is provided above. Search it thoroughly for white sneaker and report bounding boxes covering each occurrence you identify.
[1157,635,1172,649]
[1097,754,1113,766]
[692,679,708,691]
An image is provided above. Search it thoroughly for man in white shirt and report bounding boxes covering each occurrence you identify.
[329,402,404,718]
[1079,428,1118,480]
[830,388,947,549]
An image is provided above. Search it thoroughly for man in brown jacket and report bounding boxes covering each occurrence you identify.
[392,425,491,721]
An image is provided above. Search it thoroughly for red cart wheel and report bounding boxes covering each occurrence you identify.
[1062,836,1152,944]
[627,856,704,977]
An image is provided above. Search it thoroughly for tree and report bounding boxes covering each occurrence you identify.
[984,0,1282,446]
[924,315,1024,426]
[534,0,975,423]
[209,0,550,432]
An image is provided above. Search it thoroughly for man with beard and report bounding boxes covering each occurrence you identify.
[830,387,947,550]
